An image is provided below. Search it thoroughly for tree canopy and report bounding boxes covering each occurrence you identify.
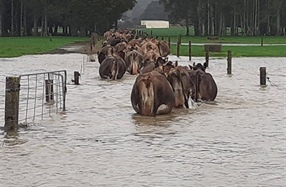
[0,0,137,36]
[160,0,286,36]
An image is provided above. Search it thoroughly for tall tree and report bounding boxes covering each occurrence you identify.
[160,0,194,36]
[0,0,2,36]
[11,0,14,35]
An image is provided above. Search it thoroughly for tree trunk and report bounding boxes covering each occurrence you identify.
[211,4,215,36]
[63,26,67,35]
[23,2,27,36]
[207,0,211,35]
[41,17,44,36]
[196,0,203,36]
[185,12,190,36]
[54,25,58,35]
[218,12,223,36]
[276,7,281,35]
[44,9,48,36]
[20,0,23,36]
[11,0,14,36]
[231,14,236,35]
[33,15,38,36]
[0,0,2,37]
[254,0,258,35]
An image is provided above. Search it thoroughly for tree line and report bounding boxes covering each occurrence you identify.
[160,0,286,36]
[1,0,285,37]
[0,0,136,37]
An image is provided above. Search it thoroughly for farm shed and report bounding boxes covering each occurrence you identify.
[140,20,169,28]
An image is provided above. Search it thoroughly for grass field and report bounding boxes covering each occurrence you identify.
[138,27,286,57]
[1,27,286,58]
[172,45,286,57]
[0,36,88,58]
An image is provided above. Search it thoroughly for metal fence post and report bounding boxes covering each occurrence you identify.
[4,77,20,132]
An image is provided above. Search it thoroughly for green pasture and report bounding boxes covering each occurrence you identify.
[0,36,88,58]
[170,35,286,44]
[171,45,286,57]
[138,27,286,57]
[139,27,286,44]
[1,27,286,58]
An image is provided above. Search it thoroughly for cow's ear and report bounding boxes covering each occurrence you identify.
[193,62,196,66]
[189,65,193,70]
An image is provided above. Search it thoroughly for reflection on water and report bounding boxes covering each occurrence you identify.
[0,54,285,187]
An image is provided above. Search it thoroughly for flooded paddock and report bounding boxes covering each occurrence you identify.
[0,54,285,187]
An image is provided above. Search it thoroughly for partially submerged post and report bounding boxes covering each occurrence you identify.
[189,41,192,61]
[260,67,267,86]
[4,77,20,132]
[205,51,209,68]
[72,71,80,85]
[45,79,54,103]
[227,50,232,75]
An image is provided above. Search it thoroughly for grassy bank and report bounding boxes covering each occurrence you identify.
[0,36,88,58]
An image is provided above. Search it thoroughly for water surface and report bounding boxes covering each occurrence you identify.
[0,54,285,187]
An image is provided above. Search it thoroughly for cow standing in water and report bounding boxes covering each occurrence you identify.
[131,71,175,116]
[99,47,126,80]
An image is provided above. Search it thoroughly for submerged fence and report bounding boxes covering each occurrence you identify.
[3,70,67,131]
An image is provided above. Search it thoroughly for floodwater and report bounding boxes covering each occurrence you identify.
[0,53,285,187]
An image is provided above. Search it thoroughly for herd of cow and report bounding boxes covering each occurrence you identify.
[96,29,218,117]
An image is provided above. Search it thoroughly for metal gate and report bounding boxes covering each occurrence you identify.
[3,70,67,129]
[18,70,67,125]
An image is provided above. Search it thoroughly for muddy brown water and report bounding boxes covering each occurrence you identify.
[0,54,285,187]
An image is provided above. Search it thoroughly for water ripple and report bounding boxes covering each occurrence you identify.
[0,55,285,187]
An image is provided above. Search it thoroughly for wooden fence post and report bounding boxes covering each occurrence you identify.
[176,42,181,57]
[205,51,209,67]
[177,35,181,57]
[168,36,171,48]
[260,67,267,86]
[189,41,192,61]
[261,35,264,47]
[227,50,232,75]
[4,77,20,132]
[45,79,54,103]
[178,34,182,44]
[72,71,80,85]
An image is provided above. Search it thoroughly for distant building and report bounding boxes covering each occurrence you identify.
[140,20,169,28]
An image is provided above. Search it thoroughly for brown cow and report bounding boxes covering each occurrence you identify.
[131,71,175,116]
[188,69,218,101]
[125,50,144,75]
[157,40,170,57]
[99,48,126,80]
[165,65,192,108]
